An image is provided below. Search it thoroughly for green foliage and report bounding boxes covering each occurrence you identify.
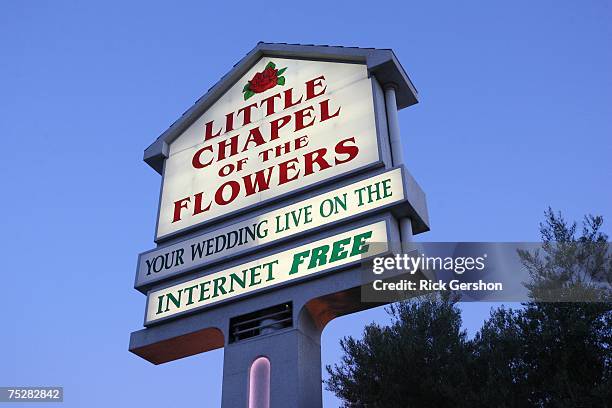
[326,209,612,407]
[326,293,472,408]
[243,89,255,101]
[518,208,612,302]
[471,302,611,407]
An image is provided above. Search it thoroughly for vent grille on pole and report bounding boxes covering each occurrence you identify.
[229,302,293,343]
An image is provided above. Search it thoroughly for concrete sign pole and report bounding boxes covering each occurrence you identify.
[222,308,323,407]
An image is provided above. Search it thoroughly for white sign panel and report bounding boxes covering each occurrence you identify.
[138,168,404,289]
[146,221,389,324]
[157,57,379,240]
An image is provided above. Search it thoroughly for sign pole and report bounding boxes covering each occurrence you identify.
[221,308,323,408]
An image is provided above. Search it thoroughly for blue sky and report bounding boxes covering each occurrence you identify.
[1,1,610,407]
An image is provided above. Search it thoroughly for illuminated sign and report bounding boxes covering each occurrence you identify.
[137,168,405,290]
[156,57,379,240]
[131,44,429,406]
[145,221,389,324]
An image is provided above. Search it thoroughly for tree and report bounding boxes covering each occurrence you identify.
[326,209,612,407]
[325,293,472,408]
[469,306,528,407]
[518,208,612,303]
[511,208,611,407]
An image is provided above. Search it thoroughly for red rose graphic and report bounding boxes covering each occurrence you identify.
[249,67,278,93]
[243,61,287,100]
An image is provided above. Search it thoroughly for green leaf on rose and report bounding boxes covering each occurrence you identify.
[276,67,287,76]
[277,76,285,85]
[244,89,255,100]
[265,61,276,69]
[243,82,250,92]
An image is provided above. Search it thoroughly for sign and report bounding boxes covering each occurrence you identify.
[137,168,405,290]
[156,57,380,240]
[145,220,389,325]
[132,44,428,407]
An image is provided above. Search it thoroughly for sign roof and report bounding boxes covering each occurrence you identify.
[143,42,419,174]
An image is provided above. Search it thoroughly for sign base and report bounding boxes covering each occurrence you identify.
[222,307,323,408]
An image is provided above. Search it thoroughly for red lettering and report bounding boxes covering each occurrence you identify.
[172,197,191,223]
[295,106,316,132]
[304,148,332,176]
[192,145,214,168]
[305,76,326,100]
[295,135,309,149]
[238,102,258,127]
[217,135,239,161]
[215,181,240,205]
[225,112,235,134]
[260,93,282,117]
[270,115,291,140]
[334,137,359,165]
[320,99,341,122]
[193,192,211,216]
[278,158,301,185]
[283,88,303,110]
[204,120,222,142]
[243,127,266,151]
[242,167,274,196]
